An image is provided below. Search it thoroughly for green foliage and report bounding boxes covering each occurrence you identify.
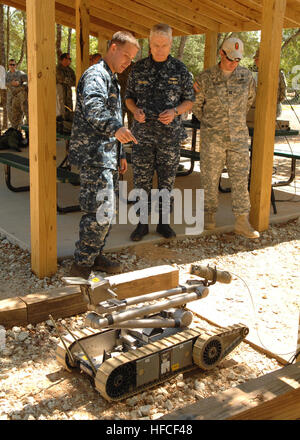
[5,9,27,71]
[281,29,300,87]
[171,35,205,78]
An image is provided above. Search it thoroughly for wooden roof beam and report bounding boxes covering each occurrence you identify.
[57,0,149,36]
[173,0,245,31]
[140,0,221,32]
[56,1,131,37]
[284,2,300,26]
[89,5,151,37]
[95,0,206,36]
[240,0,298,28]
[1,0,111,38]
[200,0,261,26]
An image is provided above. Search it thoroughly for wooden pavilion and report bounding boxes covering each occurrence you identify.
[1,0,300,278]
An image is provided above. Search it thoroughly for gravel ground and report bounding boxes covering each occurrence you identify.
[0,217,300,420]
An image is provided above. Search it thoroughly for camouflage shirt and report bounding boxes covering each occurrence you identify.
[6,70,28,95]
[56,63,76,110]
[125,55,195,144]
[193,64,256,144]
[68,59,124,169]
[56,64,76,88]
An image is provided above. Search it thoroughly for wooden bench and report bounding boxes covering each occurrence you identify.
[0,152,80,214]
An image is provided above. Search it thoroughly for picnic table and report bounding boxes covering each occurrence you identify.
[182,119,300,214]
[0,126,80,214]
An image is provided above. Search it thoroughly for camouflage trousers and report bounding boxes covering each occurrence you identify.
[74,166,119,267]
[7,90,28,129]
[200,137,251,216]
[56,83,73,121]
[131,141,181,215]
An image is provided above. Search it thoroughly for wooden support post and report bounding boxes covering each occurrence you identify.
[204,31,218,70]
[98,34,108,57]
[26,0,57,278]
[76,0,90,84]
[249,0,286,231]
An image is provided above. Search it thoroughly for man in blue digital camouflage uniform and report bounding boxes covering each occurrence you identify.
[125,23,195,241]
[68,31,139,279]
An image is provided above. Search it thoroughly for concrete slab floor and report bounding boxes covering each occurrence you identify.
[0,138,299,259]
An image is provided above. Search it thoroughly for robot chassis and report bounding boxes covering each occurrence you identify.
[53,264,249,402]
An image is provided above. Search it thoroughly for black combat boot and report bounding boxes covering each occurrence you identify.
[156,223,176,238]
[130,222,149,241]
[156,210,176,238]
[94,254,123,274]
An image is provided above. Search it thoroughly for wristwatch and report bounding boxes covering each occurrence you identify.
[174,107,179,117]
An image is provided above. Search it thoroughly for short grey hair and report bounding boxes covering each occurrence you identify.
[150,23,172,40]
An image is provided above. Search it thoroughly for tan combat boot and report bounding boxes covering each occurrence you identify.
[234,214,260,239]
[204,212,216,230]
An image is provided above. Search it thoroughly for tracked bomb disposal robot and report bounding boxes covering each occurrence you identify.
[53,264,249,401]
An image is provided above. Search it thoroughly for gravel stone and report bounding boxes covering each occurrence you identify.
[0,217,299,420]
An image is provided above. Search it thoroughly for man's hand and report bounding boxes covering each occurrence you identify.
[158,109,176,125]
[119,158,128,175]
[133,108,146,123]
[11,80,20,87]
[115,127,138,144]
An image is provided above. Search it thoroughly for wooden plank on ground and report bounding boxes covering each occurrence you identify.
[229,387,300,420]
[106,265,179,299]
[0,297,28,328]
[160,362,300,420]
[23,286,86,324]
[0,265,179,327]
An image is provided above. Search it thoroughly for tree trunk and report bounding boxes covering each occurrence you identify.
[17,12,27,67]
[0,4,5,66]
[67,27,72,54]
[6,6,10,67]
[137,38,144,60]
[177,36,188,60]
[56,23,62,61]
[281,28,300,52]
[0,5,7,130]
[217,32,232,51]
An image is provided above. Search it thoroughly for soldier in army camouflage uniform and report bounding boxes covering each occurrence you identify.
[6,59,28,129]
[125,23,195,241]
[247,48,287,125]
[68,32,140,279]
[193,38,259,239]
[56,53,76,121]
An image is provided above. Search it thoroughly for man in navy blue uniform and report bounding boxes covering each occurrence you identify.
[68,31,139,279]
[125,24,195,241]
